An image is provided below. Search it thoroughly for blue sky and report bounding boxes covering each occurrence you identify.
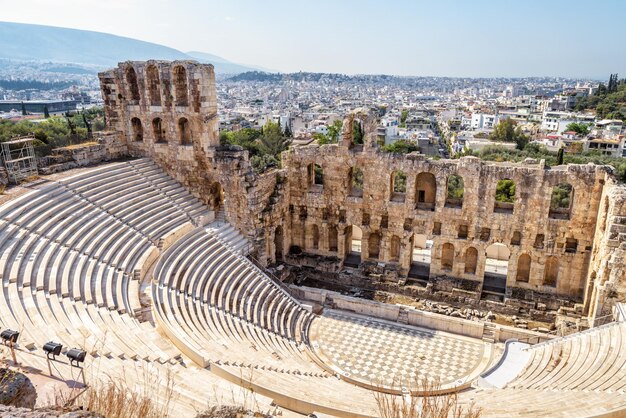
[2,0,625,78]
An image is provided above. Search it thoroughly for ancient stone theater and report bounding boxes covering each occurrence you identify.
[0,60,624,416]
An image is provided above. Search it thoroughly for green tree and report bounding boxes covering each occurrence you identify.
[495,179,516,203]
[382,139,420,154]
[43,105,50,119]
[400,109,409,126]
[557,148,564,165]
[489,118,529,150]
[258,120,290,158]
[565,122,589,136]
[21,102,26,116]
[352,120,364,145]
[283,123,292,138]
[326,119,343,143]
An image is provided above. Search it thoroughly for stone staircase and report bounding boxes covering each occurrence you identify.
[483,322,497,343]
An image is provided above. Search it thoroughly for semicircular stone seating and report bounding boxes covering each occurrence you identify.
[506,321,626,393]
[1,157,625,417]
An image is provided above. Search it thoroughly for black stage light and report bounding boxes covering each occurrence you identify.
[43,341,63,359]
[0,329,19,345]
[66,348,86,367]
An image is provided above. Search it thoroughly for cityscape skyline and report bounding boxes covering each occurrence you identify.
[2,0,625,79]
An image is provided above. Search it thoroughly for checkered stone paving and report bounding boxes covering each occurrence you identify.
[310,310,486,390]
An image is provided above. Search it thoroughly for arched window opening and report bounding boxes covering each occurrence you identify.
[328,226,338,252]
[126,66,140,103]
[516,253,531,282]
[178,117,192,145]
[152,118,165,143]
[390,235,401,262]
[131,117,143,142]
[549,183,574,220]
[173,65,189,106]
[415,172,436,211]
[445,174,464,208]
[543,256,559,287]
[494,179,516,214]
[146,64,161,106]
[441,243,455,271]
[390,171,407,202]
[368,232,382,259]
[352,119,364,147]
[483,243,511,296]
[349,167,364,197]
[464,247,478,274]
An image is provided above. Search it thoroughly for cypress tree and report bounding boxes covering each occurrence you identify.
[557,148,564,165]
[21,102,26,116]
[43,105,50,119]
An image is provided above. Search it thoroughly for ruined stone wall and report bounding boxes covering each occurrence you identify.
[280,137,608,300]
[38,132,127,175]
[585,179,626,324]
[99,61,281,248]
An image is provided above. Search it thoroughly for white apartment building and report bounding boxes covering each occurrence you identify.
[471,113,499,130]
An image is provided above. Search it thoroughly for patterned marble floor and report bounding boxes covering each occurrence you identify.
[310,310,487,390]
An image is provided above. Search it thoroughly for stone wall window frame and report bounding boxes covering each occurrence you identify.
[310,224,320,250]
[543,256,559,287]
[178,117,192,146]
[445,174,464,208]
[494,178,516,214]
[415,172,437,211]
[549,183,574,220]
[516,253,531,282]
[152,118,165,143]
[328,225,338,252]
[565,237,578,254]
[348,166,364,198]
[511,231,522,246]
[368,231,382,260]
[390,170,407,202]
[172,65,189,107]
[145,64,161,107]
[130,117,143,142]
[307,163,324,193]
[350,118,365,151]
[125,65,141,105]
[390,235,401,262]
[464,246,478,274]
[441,242,455,271]
[458,224,468,239]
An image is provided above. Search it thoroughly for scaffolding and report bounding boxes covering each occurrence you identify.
[0,135,38,184]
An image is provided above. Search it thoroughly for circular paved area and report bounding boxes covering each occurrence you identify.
[310,310,488,391]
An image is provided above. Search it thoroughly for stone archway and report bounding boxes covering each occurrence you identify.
[408,234,432,282]
[344,225,362,267]
[482,243,511,299]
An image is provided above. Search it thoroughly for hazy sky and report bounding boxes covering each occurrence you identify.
[2,0,625,78]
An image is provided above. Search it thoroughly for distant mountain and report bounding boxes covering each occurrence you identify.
[0,21,261,73]
[185,51,266,74]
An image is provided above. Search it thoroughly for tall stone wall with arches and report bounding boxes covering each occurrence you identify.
[276,110,613,303]
[98,61,283,241]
